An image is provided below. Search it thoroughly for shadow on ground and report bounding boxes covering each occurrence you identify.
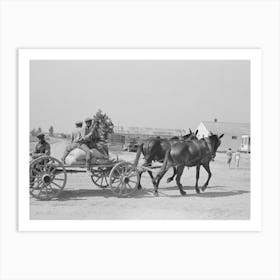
[53,185,250,201]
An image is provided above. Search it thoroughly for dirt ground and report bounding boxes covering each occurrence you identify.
[30,139,250,220]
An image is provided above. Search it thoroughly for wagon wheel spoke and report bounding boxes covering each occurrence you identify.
[51,181,63,189]
[100,177,104,186]
[45,184,54,193]
[93,176,102,185]
[33,177,43,188]
[129,180,138,184]
[53,177,65,181]
[48,184,60,195]
[95,176,102,183]
[123,165,128,174]
[93,172,101,178]
[127,172,137,178]
[115,180,122,189]
[30,174,38,179]
[42,184,49,194]
[49,165,59,175]
[115,167,122,177]
[30,168,41,176]
[35,162,43,172]
[36,178,43,187]
[37,186,45,197]
[46,160,56,173]
[104,176,108,186]
[114,181,122,192]
[119,183,125,195]
[112,178,121,183]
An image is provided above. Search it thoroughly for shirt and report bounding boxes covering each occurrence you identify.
[71,127,82,143]
[235,151,240,159]
[226,150,233,158]
[81,125,100,144]
[34,141,51,155]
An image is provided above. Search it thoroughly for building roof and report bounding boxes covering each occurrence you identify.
[114,126,186,136]
[199,121,250,136]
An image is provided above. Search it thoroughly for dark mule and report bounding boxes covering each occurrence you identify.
[133,129,198,190]
[154,133,224,196]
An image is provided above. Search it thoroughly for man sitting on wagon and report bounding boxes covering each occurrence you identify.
[61,120,83,163]
[62,117,111,173]
[79,117,97,172]
[30,133,51,188]
[30,133,51,159]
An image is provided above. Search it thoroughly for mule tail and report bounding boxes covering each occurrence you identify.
[132,143,144,169]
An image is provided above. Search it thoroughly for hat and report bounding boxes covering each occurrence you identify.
[37,133,45,139]
[84,117,92,122]
[75,121,83,125]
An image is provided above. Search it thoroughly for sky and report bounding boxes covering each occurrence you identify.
[30,60,250,134]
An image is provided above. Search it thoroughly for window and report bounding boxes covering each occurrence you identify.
[232,136,237,140]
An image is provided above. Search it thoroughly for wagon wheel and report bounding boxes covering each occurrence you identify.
[109,161,140,197]
[90,166,111,188]
[29,155,67,200]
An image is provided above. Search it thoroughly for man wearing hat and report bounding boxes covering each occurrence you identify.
[31,133,51,159]
[78,117,99,172]
[61,121,83,163]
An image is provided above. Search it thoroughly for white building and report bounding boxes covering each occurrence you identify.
[196,121,250,152]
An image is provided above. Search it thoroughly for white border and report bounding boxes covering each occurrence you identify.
[18,48,262,231]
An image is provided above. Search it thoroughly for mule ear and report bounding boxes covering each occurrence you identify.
[189,128,192,134]
[195,129,198,135]
[219,134,224,139]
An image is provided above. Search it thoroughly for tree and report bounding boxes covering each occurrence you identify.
[49,125,54,136]
[92,109,114,140]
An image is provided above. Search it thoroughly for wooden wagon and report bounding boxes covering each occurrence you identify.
[29,155,141,200]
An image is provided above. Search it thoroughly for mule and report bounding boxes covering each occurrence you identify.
[154,133,224,196]
[133,129,198,189]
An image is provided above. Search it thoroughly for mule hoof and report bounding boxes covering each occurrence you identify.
[154,191,159,197]
[137,184,142,190]
[195,188,200,194]
[180,191,187,196]
[201,186,207,192]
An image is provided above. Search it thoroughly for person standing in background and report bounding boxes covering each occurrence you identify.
[226,148,233,168]
[235,149,241,168]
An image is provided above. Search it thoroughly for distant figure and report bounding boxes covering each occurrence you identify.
[61,121,83,163]
[31,133,51,159]
[235,149,241,168]
[226,148,233,168]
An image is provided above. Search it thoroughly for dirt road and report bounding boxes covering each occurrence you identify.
[30,139,250,220]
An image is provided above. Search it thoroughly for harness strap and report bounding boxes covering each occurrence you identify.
[204,137,213,155]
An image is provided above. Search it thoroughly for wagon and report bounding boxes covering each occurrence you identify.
[29,155,141,200]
